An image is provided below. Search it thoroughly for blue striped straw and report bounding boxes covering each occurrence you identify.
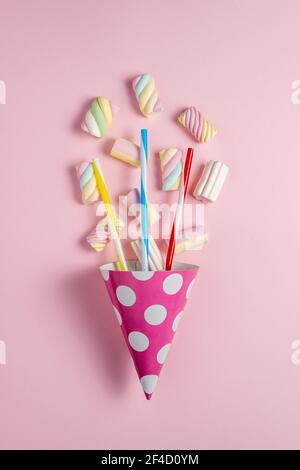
[140,129,149,270]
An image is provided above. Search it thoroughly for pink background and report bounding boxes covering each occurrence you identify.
[0,0,300,450]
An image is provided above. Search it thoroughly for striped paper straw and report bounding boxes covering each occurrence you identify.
[92,159,128,271]
[140,129,149,270]
[165,148,194,270]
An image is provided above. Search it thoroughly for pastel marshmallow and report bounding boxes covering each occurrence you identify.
[178,107,217,143]
[86,216,123,252]
[193,161,229,202]
[132,73,163,117]
[159,148,183,191]
[131,236,164,271]
[77,161,100,205]
[81,97,119,138]
[169,226,208,255]
[110,138,140,167]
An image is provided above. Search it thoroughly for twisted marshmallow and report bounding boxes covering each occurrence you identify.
[178,107,217,143]
[81,97,119,138]
[159,148,183,191]
[87,216,123,252]
[131,236,164,271]
[86,219,110,252]
[171,227,208,255]
[132,74,163,117]
[77,161,100,205]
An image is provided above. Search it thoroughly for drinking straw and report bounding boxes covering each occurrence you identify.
[92,158,128,271]
[140,129,149,270]
[165,148,194,270]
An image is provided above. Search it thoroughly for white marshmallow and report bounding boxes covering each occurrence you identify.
[194,161,229,203]
[131,236,164,271]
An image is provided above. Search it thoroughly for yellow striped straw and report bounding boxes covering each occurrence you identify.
[92,159,128,271]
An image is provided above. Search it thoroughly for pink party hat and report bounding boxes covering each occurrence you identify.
[100,260,199,399]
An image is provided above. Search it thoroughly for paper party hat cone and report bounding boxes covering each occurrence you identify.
[100,260,199,400]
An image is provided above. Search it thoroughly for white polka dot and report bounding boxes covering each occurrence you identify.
[128,331,149,352]
[163,273,183,295]
[116,285,136,307]
[186,279,195,299]
[132,272,154,281]
[113,306,122,326]
[157,344,171,364]
[172,311,183,332]
[144,304,167,325]
[140,375,158,394]
[101,270,109,281]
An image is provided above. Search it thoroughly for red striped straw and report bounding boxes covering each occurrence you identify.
[165,148,194,270]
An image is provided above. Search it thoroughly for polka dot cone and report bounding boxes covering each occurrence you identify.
[100,261,199,400]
